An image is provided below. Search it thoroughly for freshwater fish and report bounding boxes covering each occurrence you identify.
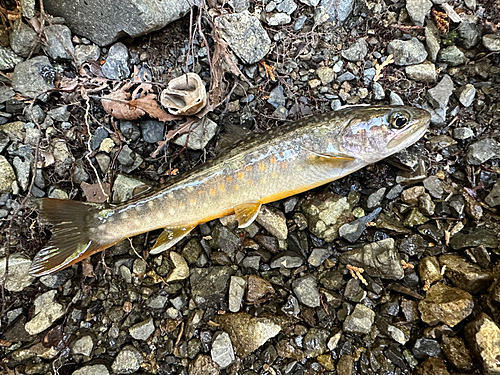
[29,105,430,276]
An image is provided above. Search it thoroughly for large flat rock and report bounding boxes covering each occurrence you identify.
[43,0,192,46]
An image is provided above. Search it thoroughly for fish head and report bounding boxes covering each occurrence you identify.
[339,106,430,163]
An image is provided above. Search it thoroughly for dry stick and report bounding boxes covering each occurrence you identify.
[186,6,194,74]
[197,4,212,82]
[84,97,109,201]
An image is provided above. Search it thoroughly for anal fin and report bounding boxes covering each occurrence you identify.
[234,202,262,228]
[150,224,196,254]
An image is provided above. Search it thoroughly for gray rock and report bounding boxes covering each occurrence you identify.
[337,71,356,82]
[465,313,500,375]
[9,21,38,58]
[453,127,474,140]
[272,105,288,120]
[456,17,480,49]
[210,226,241,258]
[308,248,333,267]
[486,181,500,207]
[0,45,23,70]
[389,91,404,105]
[304,328,329,357]
[449,227,498,250]
[406,0,432,26]
[74,44,101,65]
[367,188,386,209]
[466,138,500,165]
[140,119,164,143]
[405,61,436,82]
[111,345,143,374]
[190,266,234,306]
[363,67,376,85]
[438,45,466,66]
[299,0,319,5]
[0,253,34,292]
[72,335,93,356]
[112,173,146,203]
[25,290,65,335]
[44,0,191,47]
[211,332,235,368]
[483,34,500,52]
[229,276,246,312]
[21,0,35,18]
[423,176,443,199]
[458,83,476,107]
[341,38,368,62]
[418,282,474,327]
[39,269,72,288]
[129,317,155,340]
[425,22,441,62]
[218,10,271,65]
[72,364,110,375]
[256,205,287,240]
[0,155,16,193]
[0,86,15,104]
[372,82,385,100]
[343,304,375,335]
[44,25,74,60]
[294,15,307,30]
[48,105,70,122]
[300,191,354,242]
[101,42,130,80]
[387,38,427,66]
[215,312,282,358]
[173,117,217,150]
[89,126,108,150]
[320,0,354,22]
[339,207,382,243]
[147,294,168,309]
[413,337,441,359]
[277,0,297,14]
[386,184,403,200]
[12,56,55,99]
[268,85,286,108]
[270,251,304,269]
[13,154,32,191]
[339,238,404,279]
[229,0,250,12]
[427,75,454,109]
[120,120,141,141]
[292,274,320,307]
[266,13,291,26]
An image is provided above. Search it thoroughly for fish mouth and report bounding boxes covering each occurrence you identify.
[386,109,431,150]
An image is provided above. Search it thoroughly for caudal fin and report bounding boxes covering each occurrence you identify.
[30,198,102,277]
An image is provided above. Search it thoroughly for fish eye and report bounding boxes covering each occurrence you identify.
[388,110,410,129]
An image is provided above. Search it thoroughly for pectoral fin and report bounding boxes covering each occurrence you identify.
[150,224,196,254]
[301,147,355,162]
[234,202,262,228]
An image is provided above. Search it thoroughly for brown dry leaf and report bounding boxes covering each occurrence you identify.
[81,181,110,203]
[260,61,276,82]
[374,54,394,82]
[130,94,179,122]
[101,89,146,120]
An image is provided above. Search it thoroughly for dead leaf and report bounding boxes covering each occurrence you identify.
[101,89,146,120]
[81,181,110,203]
[130,94,179,122]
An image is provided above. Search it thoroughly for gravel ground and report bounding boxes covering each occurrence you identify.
[1,0,500,374]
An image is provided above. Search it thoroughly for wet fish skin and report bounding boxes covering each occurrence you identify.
[30,105,430,276]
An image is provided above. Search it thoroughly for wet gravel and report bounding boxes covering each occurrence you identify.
[1,0,500,374]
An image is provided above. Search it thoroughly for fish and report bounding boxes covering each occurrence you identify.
[29,105,430,276]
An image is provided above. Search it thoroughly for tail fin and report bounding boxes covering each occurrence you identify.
[30,198,102,277]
